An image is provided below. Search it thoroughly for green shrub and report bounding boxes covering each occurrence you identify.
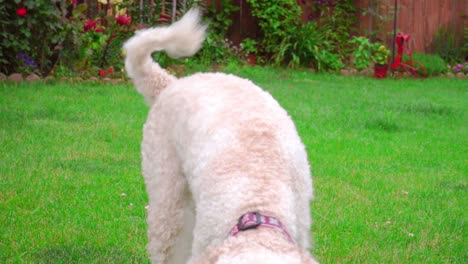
[315,48,345,72]
[0,0,67,75]
[58,2,136,77]
[350,37,373,71]
[412,54,447,76]
[276,22,343,71]
[431,28,465,64]
[275,22,321,68]
[246,0,302,61]
[240,38,258,55]
[315,0,357,60]
[245,1,343,71]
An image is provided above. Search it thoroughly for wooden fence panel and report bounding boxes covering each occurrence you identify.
[355,0,466,54]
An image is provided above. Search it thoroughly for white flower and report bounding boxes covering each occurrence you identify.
[111,0,123,4]
[115,6,127,15]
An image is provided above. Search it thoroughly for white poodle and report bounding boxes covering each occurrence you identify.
[124,9,318,264]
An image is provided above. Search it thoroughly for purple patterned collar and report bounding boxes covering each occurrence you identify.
[227,212,294,243]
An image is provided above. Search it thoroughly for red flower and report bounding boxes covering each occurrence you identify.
[94,27,104,33]
[83,19,98,32]
[71,0,77,3]
[108,66,114,74]
[16,7,27,17]
[115,14,131,26]
[99,69,107,77]
[157,14,171,24]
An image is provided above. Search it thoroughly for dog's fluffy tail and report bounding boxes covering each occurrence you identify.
[123,8,206,103]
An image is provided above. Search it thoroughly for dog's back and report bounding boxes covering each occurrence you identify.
[124,9,316,264]
[159,71,314,252]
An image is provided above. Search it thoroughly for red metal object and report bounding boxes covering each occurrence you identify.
[391,33,410,70]
[391,32,427,78]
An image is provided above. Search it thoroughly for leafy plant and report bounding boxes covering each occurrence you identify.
[243,1,347,70]
[240,38,258,55]
[275,22,343,71]
[350,37,391,70]
[350,36,373,71]
[315,48,345,72]
[315,0,357,60]
[246,0,302,61]
[58,2,135,77]
[275,22,320,67]
[206,0,238,37]
[373,44,390,65]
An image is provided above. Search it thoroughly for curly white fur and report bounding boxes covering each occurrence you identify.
[124,8,207,104]
[124,8,318,264]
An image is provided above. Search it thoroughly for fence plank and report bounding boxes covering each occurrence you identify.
[362,0,465,53]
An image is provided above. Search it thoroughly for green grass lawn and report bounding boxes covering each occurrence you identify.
[1,68,466,263]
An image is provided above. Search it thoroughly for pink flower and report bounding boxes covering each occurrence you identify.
[99,69,107,77]
[108,66,114,74]
[95,27,104,33]
[16,7,27,17]
[83,19,98,32]
[71,0,77,3]
[115,14,131,26]
[453,65,462,73]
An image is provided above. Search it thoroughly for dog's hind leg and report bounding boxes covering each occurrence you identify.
[143,134,192,264]
[167,190,195,263]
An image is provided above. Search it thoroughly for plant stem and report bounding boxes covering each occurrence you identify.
[99,28,115,68]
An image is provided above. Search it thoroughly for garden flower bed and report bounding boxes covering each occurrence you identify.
[1,0,466,80]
